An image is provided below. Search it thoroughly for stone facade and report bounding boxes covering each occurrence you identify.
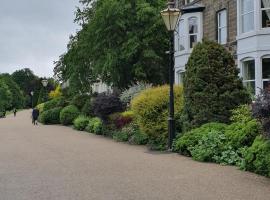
[177,0,237,55]
[174,0,270,95]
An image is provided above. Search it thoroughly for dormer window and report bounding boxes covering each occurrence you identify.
[261,0,270,28]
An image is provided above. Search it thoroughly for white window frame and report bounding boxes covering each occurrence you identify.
[185,0,195,5]
[261,0,270,28]
[217,9,228,44]
[241,58,256,94]
[240,0,255,33]
[262,55,270,89]
[176,19,185,52]
[176,70,185,85]
[188,17,198,49]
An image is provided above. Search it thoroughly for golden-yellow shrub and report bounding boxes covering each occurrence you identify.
[131,85,183,150]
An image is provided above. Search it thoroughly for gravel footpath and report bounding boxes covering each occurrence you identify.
[0,110,269,200]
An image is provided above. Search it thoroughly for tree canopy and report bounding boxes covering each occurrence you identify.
[54,0,169,92]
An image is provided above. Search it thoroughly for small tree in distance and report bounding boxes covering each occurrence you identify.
[183,40,251,130]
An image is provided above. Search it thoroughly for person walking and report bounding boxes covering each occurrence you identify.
[32,108,39,125]
[13,108,17,117]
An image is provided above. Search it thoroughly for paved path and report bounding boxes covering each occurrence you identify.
[0,110,269,200]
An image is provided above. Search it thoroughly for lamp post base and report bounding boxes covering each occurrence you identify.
[168,117,175,150]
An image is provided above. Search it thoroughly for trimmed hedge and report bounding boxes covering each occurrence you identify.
[39,107,62,125]
[60,105,80,125]
[73,115,90,131]
[241,136,270,177]
[36,103,45,113]
[43,97,67,112]
[131,85,184,150]
[86,117,104,135]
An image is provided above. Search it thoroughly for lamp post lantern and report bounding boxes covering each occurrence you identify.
[41,79,48,87]
[161,0,181,150]
[41,79,48,102]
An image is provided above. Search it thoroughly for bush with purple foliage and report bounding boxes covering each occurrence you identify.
[92,93,124,121]
[252,89,270,138]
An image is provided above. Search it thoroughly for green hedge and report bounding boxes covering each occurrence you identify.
[39,107,62,125]
[60,105,80,125]
[43,97,67,112]
[85,117,104,135]
[241,136,270,177]
[73,115,90,131]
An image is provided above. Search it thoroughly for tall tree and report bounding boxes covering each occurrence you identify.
[54,0,169,90]
[0,74,25,109]
[11,68,39,95]
[0,79,12,111]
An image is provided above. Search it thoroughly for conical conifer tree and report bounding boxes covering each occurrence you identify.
[183,40,251,129]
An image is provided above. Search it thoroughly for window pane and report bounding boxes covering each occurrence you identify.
[242,12,254,32]
[262,0,270,9]
[219,10,227,27]
[263,81,270,90]
[190,35,197,48]
[243,81,255,95]
[177,72,185,85]
[263,58,270,79]
[179,37,185,51]
[178,20,185,51]
[241,0,254,14]
[243,60,255,80]
[189,17,198,34]
[262,10,270,28]
[219,27,227,44]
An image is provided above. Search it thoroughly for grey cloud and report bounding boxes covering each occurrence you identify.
[0,0,79,77]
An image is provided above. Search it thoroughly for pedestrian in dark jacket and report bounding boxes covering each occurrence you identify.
[13,108,17,117]
[32,108,39,125]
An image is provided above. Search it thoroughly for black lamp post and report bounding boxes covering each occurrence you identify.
[30,91,34,108]
[161,1,181,149]
[41,79,48,102]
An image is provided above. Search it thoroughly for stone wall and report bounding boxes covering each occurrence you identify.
[177,0,237,56]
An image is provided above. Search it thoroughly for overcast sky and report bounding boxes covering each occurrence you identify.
[0,0,79,77]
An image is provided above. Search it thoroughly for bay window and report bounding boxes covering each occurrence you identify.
[242,59,255,94]
[217,9,227,44]
[185,0,195,4]
[188,17,198,48]
[178,20,185,51]
[262,57,270,89]
[240,0,255,33]
[177,70,185,85]
[261,0,270,28]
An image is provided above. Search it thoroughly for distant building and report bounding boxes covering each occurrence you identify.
[91,81,112,94]
[175,0,270,95]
